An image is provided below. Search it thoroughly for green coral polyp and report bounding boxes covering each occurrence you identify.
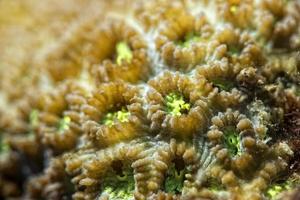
[164,163,186,194]
[28,109,39,136]
[116,41,133,65]
[295,87,300,96]
[29,109,39,127]
[266,181,293,199]
[177,32,202,48]
[0,135,9,154]
[102,186,134,200]
[102,107,130,127]
[165,93,190,116]
[58,116,71,132]
[267,185,286,199]
[224,127,241,156]
[265,177,300,199]
[206,178,224,193]
[1,1,300,199]
[228,46,240,56]
[101,168,135,200]
[211,79,235,91]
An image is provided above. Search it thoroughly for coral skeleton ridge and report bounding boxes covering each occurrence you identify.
[0,0,300,199]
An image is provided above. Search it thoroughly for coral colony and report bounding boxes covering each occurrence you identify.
[0,0,299,199]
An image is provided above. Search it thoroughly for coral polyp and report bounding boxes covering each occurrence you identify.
[0,0,299,200]
[165,93,191,116]
[82,82,147,147]
[101,107,131,127]
[147,71,212,138]
[116,42,133,66]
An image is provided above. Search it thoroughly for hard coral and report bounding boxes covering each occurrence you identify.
[0,0,299,200]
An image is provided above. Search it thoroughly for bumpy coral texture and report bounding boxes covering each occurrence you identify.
[0,0,299,200]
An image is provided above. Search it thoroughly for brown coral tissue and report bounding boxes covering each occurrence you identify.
[0,0,300,200]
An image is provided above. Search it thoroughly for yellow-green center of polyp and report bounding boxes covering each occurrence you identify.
[0,135,9,154]
[266,180,294,199]
[28,109,39,136]
[165,93,190,116]
[101,166,134,200]
[178,32,202,48]
[58,116,71,132]
[29,109,39,128]
[205,178,225,193]
[102,107,130,127]
[224,126,241,156]
[164,163,186,194]
[230,5,238,14]
[211,78,235,92]
[116,41,133,65]
[296,87,300,96]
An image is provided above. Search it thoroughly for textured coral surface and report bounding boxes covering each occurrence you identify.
[0,0,299,199]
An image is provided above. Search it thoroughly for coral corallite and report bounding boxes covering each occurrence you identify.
[0,0,300,199]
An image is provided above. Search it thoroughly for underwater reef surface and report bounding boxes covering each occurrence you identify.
[0,0,300,199]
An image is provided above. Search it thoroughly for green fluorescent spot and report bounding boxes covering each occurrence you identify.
[116,41,133,65]
[102,107,130,127]
[266,179,298,200]
[224,126,241,156]
[178,32,202,48]
[206,178,224,193]
[164,163,186,194]
[296,87,300,96]
[28,109,39,136]
[230,5,238,14]
[211,79,235,92]
[0,135,9,154]
[101,167,134,200]
[228,45,240,56]
[58,116,71,132]
[165,93,190,116]
[29,109,39,127]
[267,185,285,199]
